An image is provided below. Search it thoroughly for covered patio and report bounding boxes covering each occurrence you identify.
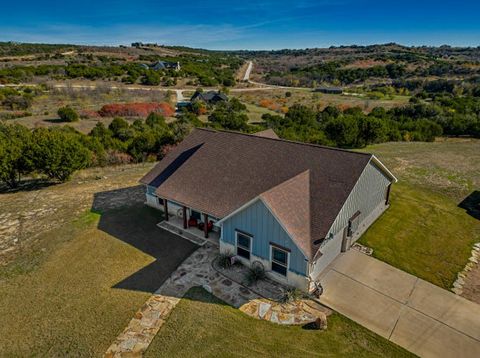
[158,199,220,245]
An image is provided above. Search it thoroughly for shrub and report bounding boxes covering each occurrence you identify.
[245,262,266,285]
[98,102,174,117]
[79,109,101,119]
[57,106,79,122]
[280,287,305,303]
[259,99,279,111]
[0,123,33,188]
[2,95,32,110]
[142,70,161,86]
[105,150,133,165]
[217,251,235,269]
[31,128,91,182]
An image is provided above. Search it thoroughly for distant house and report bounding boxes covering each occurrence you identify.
[151,61,181,71]
[140,128,397,292]
[190,91,228,104]
[314,87,343,94]
[139,61,181,71]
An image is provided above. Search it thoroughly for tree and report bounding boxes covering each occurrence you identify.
[2,95,32,110]
[32,128,91,182]
[285,104,317,126]
[145,112,166,128]
[208,99,249,131]
[142,70,161,86]
[57,106,79,122]
[108,117,133,141]
[208,104,248,130]
[128,131,156,162]
[323,116,360,148]
[0,123,33,188]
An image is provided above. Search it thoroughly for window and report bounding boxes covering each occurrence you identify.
[236,232,252,260]
[157,197,164,205]
[271,246,288,276]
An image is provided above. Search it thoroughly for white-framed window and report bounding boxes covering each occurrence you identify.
[270,245,289,276]
[235,231,252,260]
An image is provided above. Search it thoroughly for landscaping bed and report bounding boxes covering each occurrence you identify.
[145,286,415,357]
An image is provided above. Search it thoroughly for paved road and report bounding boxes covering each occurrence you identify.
[318,250,480,358]
[243,61,253,81]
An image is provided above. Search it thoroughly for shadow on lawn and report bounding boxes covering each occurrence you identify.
[458,190,480,220]
[92,185,199,293]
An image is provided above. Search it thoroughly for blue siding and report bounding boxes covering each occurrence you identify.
[146,185,157,196]
[221,199,308,276]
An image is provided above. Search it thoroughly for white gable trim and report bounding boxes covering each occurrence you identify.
[370,155,398,183]
[216,196,262,225]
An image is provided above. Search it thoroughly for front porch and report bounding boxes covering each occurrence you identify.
[158,214,220,246]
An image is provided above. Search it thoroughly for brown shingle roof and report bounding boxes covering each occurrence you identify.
[253,128,279,139]
[140,128,373,260]
[260,170,311,258]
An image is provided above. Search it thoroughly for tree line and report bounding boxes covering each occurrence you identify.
[261,94,479,148]
[0,113,191,189]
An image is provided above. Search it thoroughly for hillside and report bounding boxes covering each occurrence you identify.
[241,44,480,95]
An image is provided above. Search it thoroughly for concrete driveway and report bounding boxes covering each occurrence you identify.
[318,250,480,358]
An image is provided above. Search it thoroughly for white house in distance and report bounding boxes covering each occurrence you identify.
[140,128,397,292]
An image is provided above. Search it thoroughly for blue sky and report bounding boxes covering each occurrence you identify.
[1,0,479,49]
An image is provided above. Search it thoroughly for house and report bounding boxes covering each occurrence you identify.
[151,61,181,71]
[140,128,396,292]
[313,87,343,94]
[190,91,228,104]
[139,61,181,71]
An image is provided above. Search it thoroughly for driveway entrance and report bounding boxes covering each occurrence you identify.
[317,250,480,358]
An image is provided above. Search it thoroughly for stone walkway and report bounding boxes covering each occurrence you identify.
[105,241,330,357]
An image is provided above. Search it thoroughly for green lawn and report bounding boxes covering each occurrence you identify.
[359,182,479,288]
[145,287,414,358]
[0,208,153,356]
[243,102,278,123]
[357,139,480,289]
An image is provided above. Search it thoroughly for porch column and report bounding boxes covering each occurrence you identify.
[203,213,209,238]
[183,206,187,229]
[163,199,169,221]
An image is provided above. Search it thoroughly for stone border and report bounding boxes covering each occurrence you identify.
[352,242,373,256]
[452,242,480,295]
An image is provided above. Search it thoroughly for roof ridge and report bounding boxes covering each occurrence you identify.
[193,127,373,157]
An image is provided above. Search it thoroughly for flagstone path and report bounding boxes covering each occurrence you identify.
[105,241,330,357]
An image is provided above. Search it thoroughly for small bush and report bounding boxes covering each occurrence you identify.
[285,91,292,97]
[245,262,266,285]
[280,287,305,303]
[98,102,174,117]
[57,106,79,122]
[2,95,32,110]
[79,109,101,119]
[217,251,235,269]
